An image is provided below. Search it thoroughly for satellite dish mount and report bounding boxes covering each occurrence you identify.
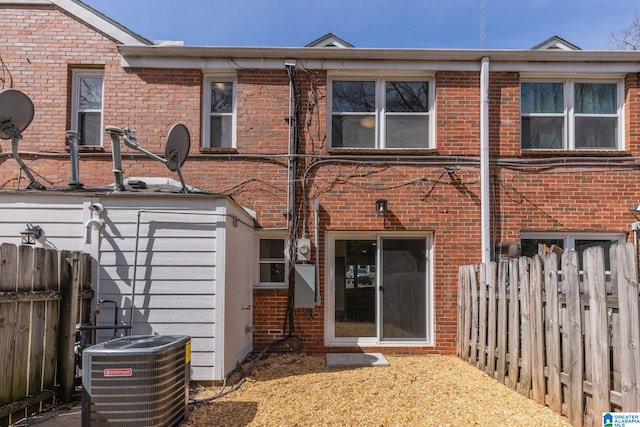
[106,123,191,193]
[0,89,44,190]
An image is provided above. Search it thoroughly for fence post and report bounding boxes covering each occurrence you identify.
[478,263,487,370]
[562,249,583,427]
[457,266,464,358]
[544,252,561,413]
[507,258,520,390]
[58,251,80,403]
[496,260,508,383]
[584,246,610,421]
[470,265,479,365]
[529,255,545,405]
[486,262,497,377]
[0,243,18,417]
[616,242,640,411]
[518,257,532,397]
[12,245,34,404]
[462,266,472,361]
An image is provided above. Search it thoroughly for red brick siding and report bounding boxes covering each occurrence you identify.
[2,4,639,357]
[625,73,640,153]
[436,71,480,156]
[489,72,521,157]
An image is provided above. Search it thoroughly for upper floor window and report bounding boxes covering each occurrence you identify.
[329,78,433,149]
[203,77,235,148]
[71,70,104,146]
[521,80,623,150]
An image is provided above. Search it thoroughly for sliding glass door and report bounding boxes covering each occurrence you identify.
[380,238,427,340]
[331,235,430,344]
[334,239,377,338]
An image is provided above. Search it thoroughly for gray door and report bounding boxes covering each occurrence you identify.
[380,238,427,340]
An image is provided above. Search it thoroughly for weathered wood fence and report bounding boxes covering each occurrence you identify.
[457,242,640,427]
[0,243,92,427]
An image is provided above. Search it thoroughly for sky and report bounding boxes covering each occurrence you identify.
[81,0,639,50]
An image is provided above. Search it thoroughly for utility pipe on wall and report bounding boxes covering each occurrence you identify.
[480,57,491,264]
[314,199,320,306]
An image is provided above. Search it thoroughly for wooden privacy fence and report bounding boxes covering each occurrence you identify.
[457,242,640,427]
[0,243,92,427]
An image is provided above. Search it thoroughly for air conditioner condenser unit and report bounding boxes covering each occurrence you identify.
[82,335,191,427]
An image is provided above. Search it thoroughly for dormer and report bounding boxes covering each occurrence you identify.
[306,33,354,48]
[531,35,581,50]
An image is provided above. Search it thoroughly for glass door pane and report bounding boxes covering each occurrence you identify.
[334,239,377,337]
[381,238,427,340]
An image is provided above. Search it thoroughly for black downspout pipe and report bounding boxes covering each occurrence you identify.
[285,63,300,338]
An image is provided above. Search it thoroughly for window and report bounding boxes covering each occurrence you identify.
[330,78,432,149]
[520,232,624,281]
[521,80,623,150]
[256,236,287,288]
[203,78,235,148]
[71,70,104,146]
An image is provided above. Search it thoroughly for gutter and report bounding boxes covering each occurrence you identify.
[117,44,640,63]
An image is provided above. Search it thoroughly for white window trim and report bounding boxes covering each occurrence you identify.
[71,69,104,147]
[327,75,435,150]
[520,232,625,287]
[254,231,289,289]
[324,231,434,347]
[520,231,625,249]
[520,78,625,151]
[202,75,237,148]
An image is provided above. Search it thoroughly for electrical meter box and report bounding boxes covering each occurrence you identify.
[294,264,316,308]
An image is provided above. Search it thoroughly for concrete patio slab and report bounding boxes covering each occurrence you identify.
[326,352,390,368]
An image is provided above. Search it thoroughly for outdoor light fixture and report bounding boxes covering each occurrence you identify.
[376,199,388,217]
[20,223,43,245]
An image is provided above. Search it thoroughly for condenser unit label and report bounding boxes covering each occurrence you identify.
[103,368,133,377]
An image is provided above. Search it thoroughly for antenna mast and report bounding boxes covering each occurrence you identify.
[481,0,486,49]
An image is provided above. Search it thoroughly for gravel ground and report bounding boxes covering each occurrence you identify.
[184,353,570,427]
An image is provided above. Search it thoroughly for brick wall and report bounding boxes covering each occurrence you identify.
[2,4,639,357]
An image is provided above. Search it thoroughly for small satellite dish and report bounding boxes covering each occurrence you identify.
[164,123,190,172]
[112,123,192,193]
[0,89,44,189]
[0,89,34,140]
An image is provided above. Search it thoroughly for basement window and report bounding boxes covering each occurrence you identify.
[520,232,624,284]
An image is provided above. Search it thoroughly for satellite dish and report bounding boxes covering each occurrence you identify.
[0,89,44,190]
[164,123,190,172]
[112,123,192,193]
[0,89,34,140]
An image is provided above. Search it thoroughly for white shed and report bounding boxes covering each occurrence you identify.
[0,185,255,382]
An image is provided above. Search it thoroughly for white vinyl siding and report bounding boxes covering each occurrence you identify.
[0,193,254,382]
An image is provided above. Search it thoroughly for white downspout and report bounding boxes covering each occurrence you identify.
[314,199,320,305]
[480,57,491,264]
